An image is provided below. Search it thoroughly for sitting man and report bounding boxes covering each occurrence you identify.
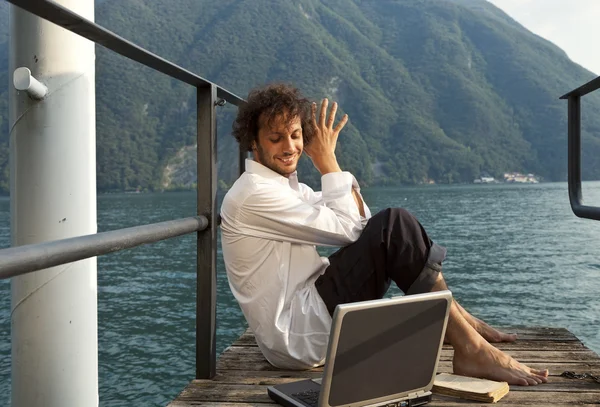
[220,83,549,386]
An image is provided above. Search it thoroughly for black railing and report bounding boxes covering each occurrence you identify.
[0,217,208,279]
[560,76,600,221]
[2,0,247,380]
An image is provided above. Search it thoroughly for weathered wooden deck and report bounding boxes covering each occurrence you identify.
[168,327,600,406]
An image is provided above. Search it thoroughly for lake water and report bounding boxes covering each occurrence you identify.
[1,182,599,406]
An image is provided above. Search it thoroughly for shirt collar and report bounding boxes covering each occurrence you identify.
[245,159,300,191]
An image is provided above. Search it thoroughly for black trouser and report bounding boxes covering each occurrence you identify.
[315,208,447,316]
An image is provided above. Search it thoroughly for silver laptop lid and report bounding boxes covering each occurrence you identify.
[319,290,452,407]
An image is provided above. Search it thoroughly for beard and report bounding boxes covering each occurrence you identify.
[255,144,299,177]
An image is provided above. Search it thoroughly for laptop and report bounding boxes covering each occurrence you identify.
[268,290,452,407]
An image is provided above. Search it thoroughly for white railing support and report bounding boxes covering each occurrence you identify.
[13,67,48,99]
[8,0,98,406]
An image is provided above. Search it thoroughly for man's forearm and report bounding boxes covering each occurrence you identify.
[313,156,364,217]
[313,155,365,217]
[313,155,342,175]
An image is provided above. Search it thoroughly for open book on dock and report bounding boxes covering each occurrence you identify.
[432,373,509,403]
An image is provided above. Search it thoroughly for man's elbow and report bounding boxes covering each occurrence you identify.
[341,222,364,244]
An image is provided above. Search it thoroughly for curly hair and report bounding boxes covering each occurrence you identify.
[232,83,316,152]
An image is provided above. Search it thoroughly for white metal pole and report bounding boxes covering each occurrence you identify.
[8,0,98,406]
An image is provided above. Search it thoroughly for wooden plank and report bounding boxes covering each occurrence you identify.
[170,327,600,407]
[199,370,600,386]
[216,359,600,376]
[218,348,600,375]
[222,345,595,357]
[217,356,600,374]
[436,349,598,363]
[217,346,600,372]
[174,382,600,403]
[236,327,581,337]
[169,402,600,407]
[231,327,581,347]
[231,336,585,351]
[169,403,600,407]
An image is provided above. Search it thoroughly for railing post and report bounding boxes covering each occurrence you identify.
[567,96,582,211]
[196,84,218,379]
[561,76,600,221]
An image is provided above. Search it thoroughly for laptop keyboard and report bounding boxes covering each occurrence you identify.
[292,389,320,407]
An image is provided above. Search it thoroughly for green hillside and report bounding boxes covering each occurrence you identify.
[0,0,599,193]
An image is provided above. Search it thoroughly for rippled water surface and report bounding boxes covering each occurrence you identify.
[1,182,599,406]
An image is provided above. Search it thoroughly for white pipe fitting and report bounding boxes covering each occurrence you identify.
[13,67,48,100]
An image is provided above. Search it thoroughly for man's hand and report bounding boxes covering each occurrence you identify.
[306,99,364,217]
[304,98,348,175]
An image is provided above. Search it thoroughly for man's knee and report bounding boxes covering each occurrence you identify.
[386,207,426,238]
[370,207,415,225]
[367,207,431,250]
[362,207,446,294]
[387,207,415,222]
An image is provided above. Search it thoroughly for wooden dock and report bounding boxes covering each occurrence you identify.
[168,327,600,406]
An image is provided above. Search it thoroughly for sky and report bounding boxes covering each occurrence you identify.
[486,0,600,75]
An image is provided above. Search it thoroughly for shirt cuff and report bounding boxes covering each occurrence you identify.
[321,171,354,199]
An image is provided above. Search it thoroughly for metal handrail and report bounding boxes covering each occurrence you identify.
[5,0,245,107]
[560,76,600,99]
[0,216,208,280]
[560,75,600,221]
[4,0,248,380]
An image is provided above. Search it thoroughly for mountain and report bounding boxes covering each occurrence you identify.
[0,0,599,193]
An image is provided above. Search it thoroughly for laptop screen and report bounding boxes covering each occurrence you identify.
[327,298,448,406]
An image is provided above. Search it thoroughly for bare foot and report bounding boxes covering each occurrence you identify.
[470,316,517,343]
[455,301,517,343]
[427,272,540,385]
[453,341,549,386]
[444,313,516,344]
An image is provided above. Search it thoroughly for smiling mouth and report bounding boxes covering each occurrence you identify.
[278,156,295,165]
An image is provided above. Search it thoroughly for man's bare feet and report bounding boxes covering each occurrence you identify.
[428,272,547,385]
[469,315,517,343]
[455,301,517,343]
[453,340,549,386]
[443,292,548,386]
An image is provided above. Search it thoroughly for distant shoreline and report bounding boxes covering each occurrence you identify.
[3,180,600,199]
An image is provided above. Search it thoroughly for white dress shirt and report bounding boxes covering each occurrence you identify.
[220,159,371,369]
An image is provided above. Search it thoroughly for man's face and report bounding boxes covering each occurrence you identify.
[253,112,303,177]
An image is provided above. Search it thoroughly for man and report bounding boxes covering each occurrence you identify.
[220,83,549,385]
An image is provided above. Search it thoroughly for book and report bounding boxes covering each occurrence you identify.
[432,373,510,403]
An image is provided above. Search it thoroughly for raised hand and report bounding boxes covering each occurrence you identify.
[305,98,349,175]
